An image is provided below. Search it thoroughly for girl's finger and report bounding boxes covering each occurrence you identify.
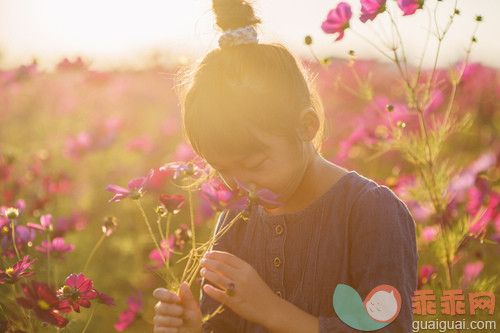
[153,288,180,303]
[154,302,184,316]
[153,327,179,333]
[153,314,183,327]
[203,283,231,304]
[200,267,233,291]
[204,250,246,269]
[200,258,239,280]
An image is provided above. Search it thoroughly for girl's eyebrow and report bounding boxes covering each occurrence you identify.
[207,153,265,169]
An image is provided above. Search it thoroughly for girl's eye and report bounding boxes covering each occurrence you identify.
[246,159,266,170]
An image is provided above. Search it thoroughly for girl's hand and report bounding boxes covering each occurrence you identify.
[153,282,202,333]
[200,250,280,327]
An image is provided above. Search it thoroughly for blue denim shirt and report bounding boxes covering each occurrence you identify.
[200,171,418,332]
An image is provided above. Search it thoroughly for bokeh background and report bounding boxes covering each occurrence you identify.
[1,0,499,331]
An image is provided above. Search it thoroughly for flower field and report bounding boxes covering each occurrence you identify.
[1,1,500,331]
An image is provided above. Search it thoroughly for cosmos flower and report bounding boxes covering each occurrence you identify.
[95,291,115,306]
[159,162,206,180]
[234,178,283,208]
[197,182,249,212]
[321,2,352,41]
[360,0,386,23]
[0,255,37,284]
[16,281,71,328]
[35,237,75,259]
[57,273,98,313]
[157,194,186,215]
[397,0,424,16]
[420,226,439,243]
[463,261,484,286]
[27,214,53,232]
[105,169,154,202]
[417,265,436,289]
[114,291,142,331]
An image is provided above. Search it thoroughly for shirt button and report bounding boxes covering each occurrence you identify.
[273,257,282,268]
[276,291,283,298]
[275,224,283,235]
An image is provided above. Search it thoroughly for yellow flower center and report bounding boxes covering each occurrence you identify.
[37,300,50,310]
[5,267,14,276]
[61,285,72,297]
[1,226,9,235]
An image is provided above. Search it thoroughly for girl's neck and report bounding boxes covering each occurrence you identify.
[264,153,348,215]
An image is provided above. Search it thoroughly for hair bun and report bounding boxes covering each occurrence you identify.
[212,0,261,31]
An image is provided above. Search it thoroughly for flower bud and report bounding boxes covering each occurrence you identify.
[386,104,394,112]
[475,15,482,22]
[5,208,19,219]
[102,216,118,236]
[304,35,313,45]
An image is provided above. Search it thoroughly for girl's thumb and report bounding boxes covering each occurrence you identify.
[179,282,198,310]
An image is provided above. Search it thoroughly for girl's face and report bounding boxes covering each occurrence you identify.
[203,129,310,209]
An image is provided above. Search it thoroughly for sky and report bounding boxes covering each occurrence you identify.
[0,0,499,71]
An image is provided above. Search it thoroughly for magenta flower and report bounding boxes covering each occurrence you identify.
[397,0,424,16]
[95,291,115,306]
[57,273,98,313]
[417,265,436,289]
[27,214,53,232]
[463,261,484,286]
[360,0,386,23]
[158,194,186,215]
[159,162,207,180]
[321,2,352,41]
[35,237,75,259]
[234,178,283,208]
[16,281,71,328]
[197,182,249,212]
[0,217,35,258]
[420,226,438,243]
[105,169,154,202]
[149,236,175,267]
[114,291,142,331]
[0,255,37,284]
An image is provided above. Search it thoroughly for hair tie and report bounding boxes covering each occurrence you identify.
[218,25,259,48]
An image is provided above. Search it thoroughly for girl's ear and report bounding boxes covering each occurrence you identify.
[296,107,320,141]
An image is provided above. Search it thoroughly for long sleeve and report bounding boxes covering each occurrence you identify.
[200,210,241,333]
[318,186,419,332]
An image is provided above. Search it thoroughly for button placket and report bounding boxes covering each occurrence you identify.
[270,219,286,299]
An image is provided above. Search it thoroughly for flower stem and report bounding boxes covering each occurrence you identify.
[165,212,172,271]
[46,233,51,283]
[84,233,106,272]
[81,304,97,333]
[10,219,21,261]
[188,190,196,257]
[135,200,166,264]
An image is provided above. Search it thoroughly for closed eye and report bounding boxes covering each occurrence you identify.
[245,158,267,171]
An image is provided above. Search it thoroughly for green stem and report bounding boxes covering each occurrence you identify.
[46,233,51,283]
[135,200,166,264]
[10,219,21,261]
[165,212,172,271]
[81,304,97,333]
[83,233,106,272]
[188,190,196,258]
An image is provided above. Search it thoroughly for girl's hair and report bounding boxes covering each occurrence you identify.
[177,0,325,160]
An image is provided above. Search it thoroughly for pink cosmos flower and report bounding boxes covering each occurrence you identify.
[27,214,53,232]
[63,132,93,160]
[159,162,206,180]
[463,261,484,286]
[420,226,439,243]
[125,135,155,153]
[16,281,71,328]
[417,265,436,289]
[360,0,386,23]
[95,291,115,306]
[105,169,154,202]
[321,2,352,41]
[158,194,186,215]
[35,237,75,259]
[234,178,283,208]
[114,291,142,331]
[149,236,175,267]
[197,182,249,212]
[0,217,35,258]
[397,0,424,16]
[57,273,98,313]
[0,255,37,284]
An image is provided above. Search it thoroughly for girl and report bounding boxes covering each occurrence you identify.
[153,0,418,332]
